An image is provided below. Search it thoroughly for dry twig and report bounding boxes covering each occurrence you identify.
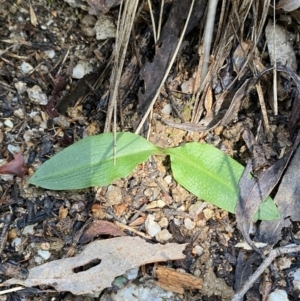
[232,244,300,301]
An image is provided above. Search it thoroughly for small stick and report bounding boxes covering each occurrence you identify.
[115,221,152,240]
[0,213,13,257]
[232,244,300,301]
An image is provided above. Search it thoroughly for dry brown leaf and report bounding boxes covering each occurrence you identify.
[236,153,293,252]
[79,220,125,243]
[29,4,38,27]
[276,0,300,11]
[257,142,300,245]
[91,203,105,219]
[58,206,68,221]
[204,86,213,116]
[86,0,121,15]
[0,153,27,179]
[129,216,146,227]
[113,203,128,217]
[0,236,187,296]
[265,20,297,71]
[232,41,252,74]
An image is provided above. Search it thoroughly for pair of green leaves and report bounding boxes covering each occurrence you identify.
[29,132,279,220]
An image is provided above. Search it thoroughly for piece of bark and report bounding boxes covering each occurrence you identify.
[154,265,202,294]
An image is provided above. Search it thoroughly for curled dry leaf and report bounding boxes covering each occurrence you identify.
[276,0,300,11]
[86,0,121,15]
[0,236,187,296]
[257,142,300,245]
[79,220,125,243]
[236,154,292,252]
[0,153,27,179]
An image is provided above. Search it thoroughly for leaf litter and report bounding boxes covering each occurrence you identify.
[0,236,187,296]
[2,0,300,300]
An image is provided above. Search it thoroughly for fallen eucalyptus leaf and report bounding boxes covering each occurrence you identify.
[29,132,159,190]
[164,143,279,220]
[236,153,292,252]
[0,236,187,296]
[257,142,300,245]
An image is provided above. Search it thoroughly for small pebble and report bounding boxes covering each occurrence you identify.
[145,214,161,237]
[34,256,43,264]
[194,269,201,277]
[44,49,56,58]
[4,119,13,128]
[184,217,195,230]
[11,237,22,248]
[8,229,18,240]
[193,245,204,256]
[53,115,70,129]
[81,14,97,26]
[144,187,153,197]
[95,15,116,40]
[40,242,50,251]
[14,108,24,119]
[158,217,168,228]
[203,208,214,220]
[173,218,182,226]
[161,104,172,115]
[155,229,172,242]
[37,250,51,260]
[72,60,93,79]
[27,85,48,105]
[267,289,289,301]
[106,185,122,206]
[0,174,14,181]
[125,268,139,281]
[189,201,207,215]
[23,130,34,142]
[164,175,172,185]
[82,27,96,37]
[14,81,27,94]
[22,224,36,235]
[181,78,195,94]
[7,144,21,154]
[146,200,166,210]
[21,61,34,74]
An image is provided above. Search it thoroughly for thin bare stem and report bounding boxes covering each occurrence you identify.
[200,0,218,86]
[232,244,300,301]
[273,0,278,115]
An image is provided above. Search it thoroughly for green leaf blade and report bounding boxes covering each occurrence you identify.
[164,143,279,220]
[29,132,158,190]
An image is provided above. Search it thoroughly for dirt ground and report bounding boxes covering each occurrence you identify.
[1,0,300,300]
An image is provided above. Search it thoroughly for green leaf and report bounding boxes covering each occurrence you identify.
[29,132,159,190]
[164,143,279,220]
